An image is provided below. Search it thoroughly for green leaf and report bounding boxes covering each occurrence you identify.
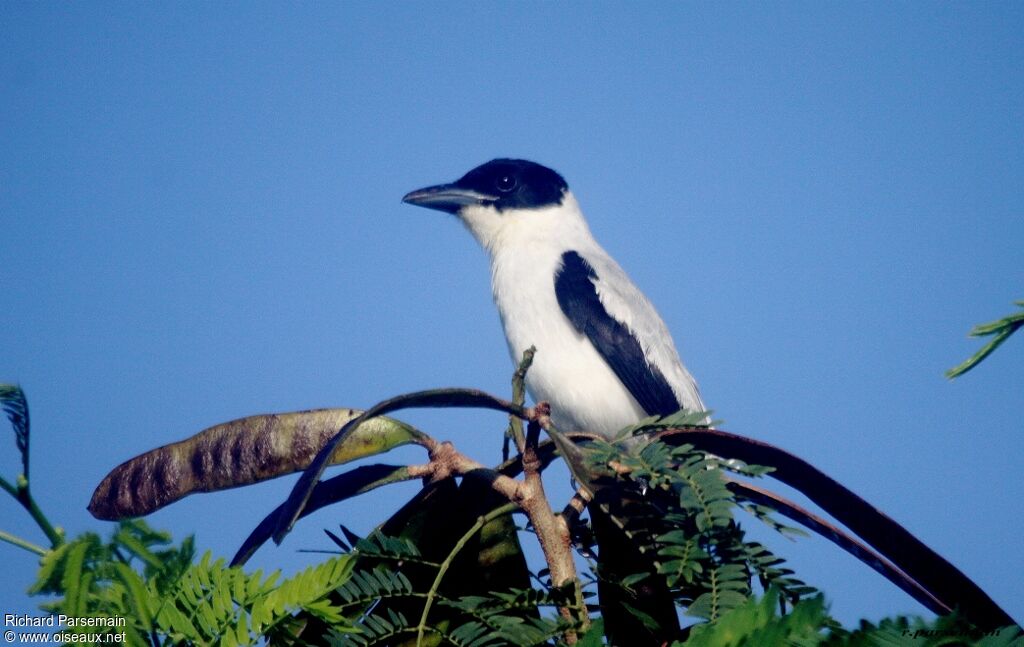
[620,573,650,588]
[0,383,30,479]
[156,603,192,638]
[685,589,829,647]
[616,407,714,439]
[113,562,154,630]
[620,601,661,631]
[947,301,1024,378]
[29,540,74,594]
[196,598,219,636]
[219,629,239,647]
[114,527,165,570]
[60,539,90,616]
[233,613,249,645]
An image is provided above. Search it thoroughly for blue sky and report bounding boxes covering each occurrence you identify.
[2,2,1022,630]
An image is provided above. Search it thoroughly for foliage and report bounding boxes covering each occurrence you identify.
[947,300,1024,378]
[679,588,831,647]
[326,581,574,647]
[1,382,63,552]
[0,382,30,479]
[20,517,1021,646]
[317,526,578,647]
[7,380,1021,645]
[28,519,357,646]
[616,408,717,438]
[288,427,828,646]
[677,588,1024,646]
[585,435,815,626]
[827,614,1024,647]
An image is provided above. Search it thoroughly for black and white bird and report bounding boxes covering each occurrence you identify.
[402,159,705,438]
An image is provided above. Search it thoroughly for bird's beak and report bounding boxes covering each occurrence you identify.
[401,183,497,214]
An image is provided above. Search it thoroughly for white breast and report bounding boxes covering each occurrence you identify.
[457,197,639,436]
[492,241,649,437]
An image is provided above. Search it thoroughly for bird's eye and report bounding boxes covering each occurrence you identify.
[496,175,517,193]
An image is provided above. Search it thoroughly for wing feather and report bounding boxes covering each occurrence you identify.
[554,251,681,416]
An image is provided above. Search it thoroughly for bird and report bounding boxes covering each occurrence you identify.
[403,158,706,644]
[402,158,705,440]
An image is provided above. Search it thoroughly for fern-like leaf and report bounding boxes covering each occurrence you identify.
[615,408,715,440]
[0,383,30,479]
[440,588,569,646]
[684,588,829,645]
[328,608,413,647]
[685,564,749,621]
[947,300,1024,378]
[335,565,413,607]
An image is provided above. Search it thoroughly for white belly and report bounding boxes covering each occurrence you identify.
[490,245,647,438]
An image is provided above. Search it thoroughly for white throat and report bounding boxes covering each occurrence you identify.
[456,192,595,258]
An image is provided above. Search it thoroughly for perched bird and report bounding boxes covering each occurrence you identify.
[404,158,704,644]
[402,158,705,439]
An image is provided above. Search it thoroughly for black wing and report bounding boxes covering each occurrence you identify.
[554,251,680,416]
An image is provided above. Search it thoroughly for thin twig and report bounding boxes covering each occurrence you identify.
[0,529,47,556]
[415,502,520,647]
[505,347,536,460]
[2,478,63,549]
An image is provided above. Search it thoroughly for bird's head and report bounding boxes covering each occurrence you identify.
[403,159,580,251]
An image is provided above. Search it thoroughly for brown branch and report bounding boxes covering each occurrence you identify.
[521,416,583,641]
[729,479,950,615]
[411,407,585,642]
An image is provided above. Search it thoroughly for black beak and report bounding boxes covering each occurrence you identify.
[401,183,497,214]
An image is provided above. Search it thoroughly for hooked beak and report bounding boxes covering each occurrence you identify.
[401,183,498,214]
